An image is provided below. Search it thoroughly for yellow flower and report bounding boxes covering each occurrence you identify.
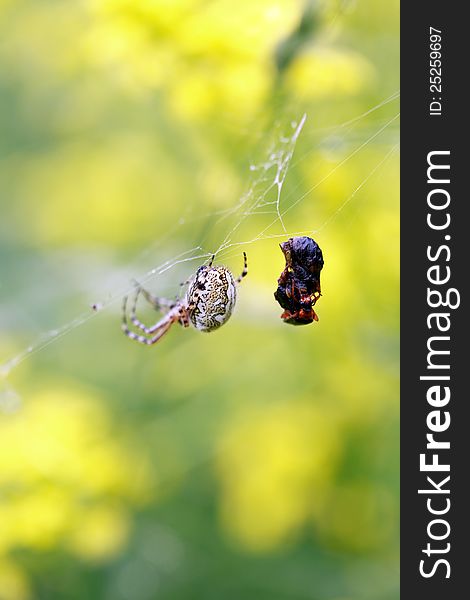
[285,46,374,99]
[0,385,155,561]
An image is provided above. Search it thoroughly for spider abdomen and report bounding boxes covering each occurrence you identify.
[188,266,237,332]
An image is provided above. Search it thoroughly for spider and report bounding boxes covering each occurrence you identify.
[274,236,324,325]
[122,252,248,345]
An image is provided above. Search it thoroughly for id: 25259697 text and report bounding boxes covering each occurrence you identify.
[429,26,443,116]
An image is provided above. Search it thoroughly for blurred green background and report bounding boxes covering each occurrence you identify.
[0,1,399,599]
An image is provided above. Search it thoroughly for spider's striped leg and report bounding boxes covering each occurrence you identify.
[122,290,162,337]
[139,287,176,311]
[131,280,175,311]
[122,298,179,345]
[127,288,153,334]
[123,292,147,337]
[236,252,248,283]
[127,286,175,334]
[122,316,175,345]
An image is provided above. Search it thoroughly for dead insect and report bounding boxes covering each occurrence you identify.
[274,236,324,325]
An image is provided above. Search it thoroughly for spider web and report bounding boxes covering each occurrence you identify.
[0,91,399,405]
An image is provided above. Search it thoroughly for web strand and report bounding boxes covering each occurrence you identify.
[0,93,399,383]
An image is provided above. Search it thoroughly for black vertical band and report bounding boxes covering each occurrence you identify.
[401,3,467,597]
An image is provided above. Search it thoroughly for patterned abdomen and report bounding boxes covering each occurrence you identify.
[188,266,237,332]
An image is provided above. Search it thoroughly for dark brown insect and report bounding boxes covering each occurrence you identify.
[274,236,324,325]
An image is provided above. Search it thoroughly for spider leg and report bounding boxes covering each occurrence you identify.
[235,252,248,284]
[129,288,155,333]
[122,292,147,336]
[125,288,152,334]
[208,254,215,268]
[125,284,176,334]
[122,316,175,345]
[122,297,180,345]
[132,281,176,312]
